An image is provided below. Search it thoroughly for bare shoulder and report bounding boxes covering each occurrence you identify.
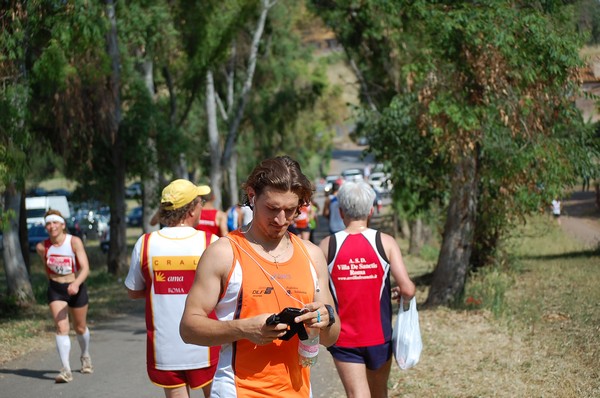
[204,236,233,257]
[201,236,234,271]
[299,238,327,264]
[379,231,399,247]
[318,235,331,253]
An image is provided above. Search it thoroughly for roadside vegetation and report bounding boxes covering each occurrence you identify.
[2,214,598,396]
[386,215,599,397]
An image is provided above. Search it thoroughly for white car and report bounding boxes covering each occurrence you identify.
[341,168,364,182]
[369,172,393,195]
[324,175,340,194]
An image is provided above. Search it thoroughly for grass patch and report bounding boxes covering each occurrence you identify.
[387,214,599,397]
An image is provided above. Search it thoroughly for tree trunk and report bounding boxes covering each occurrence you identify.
[162,65,187,180]
[228,151,240,205]
[426,153,478,307]
[399,218,410,240]
[106,0,129,275]
[19,193,30,273]
[221,0,273,180]
[138,56,159,233]
[408,218,423,255]
[206,70,224,209]
[2,182,35,306]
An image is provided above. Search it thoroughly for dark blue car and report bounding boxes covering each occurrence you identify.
[28,224,49,252]
[126,206,143,227]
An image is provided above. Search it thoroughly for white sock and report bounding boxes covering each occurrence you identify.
[76,327,90,357]
[55,334,71,371]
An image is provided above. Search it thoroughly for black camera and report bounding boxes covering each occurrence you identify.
[265,307,308,340]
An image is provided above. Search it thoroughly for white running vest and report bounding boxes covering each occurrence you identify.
[125,227,217,370]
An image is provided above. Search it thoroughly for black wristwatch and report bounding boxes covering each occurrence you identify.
[324,304,336,327]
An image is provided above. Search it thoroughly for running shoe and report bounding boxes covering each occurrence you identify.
[55,368,73,383]
[80,355,94,374]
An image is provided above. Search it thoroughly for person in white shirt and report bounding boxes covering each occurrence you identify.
[125,179,219,398]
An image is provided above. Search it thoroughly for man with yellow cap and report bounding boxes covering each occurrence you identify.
[124,179,219,398]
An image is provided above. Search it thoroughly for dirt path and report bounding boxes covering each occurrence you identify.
[560,190,600,247]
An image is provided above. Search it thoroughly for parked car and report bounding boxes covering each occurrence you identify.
[125,182,142,199]
[368,172,393,196]
[27,224,48,252]
[324,175,341,194]
[126,206,143,227]
[47,188,72,198]
[26,187,48,197]
[341,168,364,182]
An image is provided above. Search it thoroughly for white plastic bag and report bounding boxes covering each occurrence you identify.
[392,297,422,370]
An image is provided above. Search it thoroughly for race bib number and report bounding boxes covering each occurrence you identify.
[47,255,74,275]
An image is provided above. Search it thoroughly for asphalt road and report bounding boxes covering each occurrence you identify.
[0,302,348,398]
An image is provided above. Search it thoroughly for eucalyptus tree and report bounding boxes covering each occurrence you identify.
[314,0,594,306]
[0,1,36,305]
[187,0,339,208]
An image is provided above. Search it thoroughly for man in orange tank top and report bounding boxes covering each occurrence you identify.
[181,156,340,397]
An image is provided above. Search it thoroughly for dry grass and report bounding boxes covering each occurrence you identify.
[387,216,599,397]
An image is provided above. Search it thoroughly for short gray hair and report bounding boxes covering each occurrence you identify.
[338,181,376,220]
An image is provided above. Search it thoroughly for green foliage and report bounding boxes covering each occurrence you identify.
[463,264,515,317]
[315,0,595,271]
[214,1,341,184]
[576,0,600,44]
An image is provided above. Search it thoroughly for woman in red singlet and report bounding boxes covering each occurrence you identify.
[35,209,93,383]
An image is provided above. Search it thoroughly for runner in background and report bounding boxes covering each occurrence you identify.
[196,192,228,237]
[36,209,93,383]
[293,204,311,240]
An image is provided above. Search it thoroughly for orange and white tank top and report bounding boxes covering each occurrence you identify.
[294,206,310,229]
[44,235,78,276]
[211,230,318,398]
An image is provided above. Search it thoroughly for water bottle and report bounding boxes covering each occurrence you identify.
[298,334,319,367]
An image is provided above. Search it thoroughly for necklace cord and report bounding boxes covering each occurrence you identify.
[226,236,305,308]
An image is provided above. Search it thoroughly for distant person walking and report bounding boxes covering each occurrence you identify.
[319,181,416,398]
[125,179,219,398]
[293,204,311,240]
[551,198,562,225]
[195,192,228,237]
[323,182,345,234]
[36,209,93,383]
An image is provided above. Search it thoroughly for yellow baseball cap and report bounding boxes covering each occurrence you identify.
[161,179,211,210]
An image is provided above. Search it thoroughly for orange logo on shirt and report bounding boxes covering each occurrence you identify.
[152,256,198,295]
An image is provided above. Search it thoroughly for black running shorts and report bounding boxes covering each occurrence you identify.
[47,279,89,308]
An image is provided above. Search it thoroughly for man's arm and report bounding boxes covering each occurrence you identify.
[322,197,331,218]
[382,233,416,301]
[124,237,146,300]
[180,238,288,346]
[296,240,340,347]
